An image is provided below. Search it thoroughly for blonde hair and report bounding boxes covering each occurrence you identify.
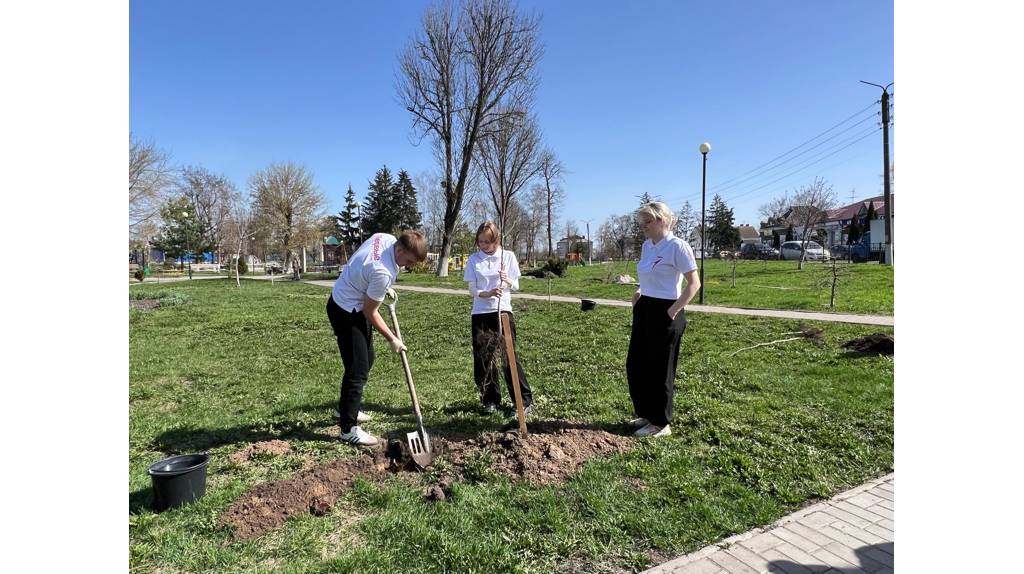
[636,201,675,229]
[475,221,501,246]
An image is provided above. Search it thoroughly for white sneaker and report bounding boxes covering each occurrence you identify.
[340,425,380,446]
[334,409,372,423]
[633,423,671,438]
[628,417,649,428]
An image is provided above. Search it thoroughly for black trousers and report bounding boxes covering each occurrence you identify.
[326,296,375,432]
[626,295,687,427]
[471,311,531,408]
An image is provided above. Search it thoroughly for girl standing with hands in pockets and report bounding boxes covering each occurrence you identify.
[463,221,533,416]
[626,202,700,438]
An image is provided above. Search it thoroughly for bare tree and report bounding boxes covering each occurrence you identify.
[524,184,547,264]
[129,135,175,232]
[815,256,850,308]
[534,147,566,256]
[176,166,239,262]
[221,200,256,287]
[415,171,447,252]
[785,177,837,269]
[398,0,542,276]
[560,219,581,258]
[758,194,791,229]
[249,162,326,278]
[758,193,790,248]
[475,110,542,246]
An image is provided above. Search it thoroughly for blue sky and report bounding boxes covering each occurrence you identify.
[130,0,893,232]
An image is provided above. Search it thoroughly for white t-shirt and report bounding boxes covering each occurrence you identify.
[331,233,399,312]
[636,233,698,300]
[463,249,521,314]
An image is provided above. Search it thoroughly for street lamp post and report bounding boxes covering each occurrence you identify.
[182,209,192,280]
[698,142,710,304]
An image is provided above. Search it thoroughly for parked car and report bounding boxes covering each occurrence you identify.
[740,243,780,260]
[780,241,830,261]
[830,243,871,263]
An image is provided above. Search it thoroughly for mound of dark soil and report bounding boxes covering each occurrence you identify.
[439,425,634,484]
[220,421,635,540]
[842,333,894,355]
[219,451,387,540]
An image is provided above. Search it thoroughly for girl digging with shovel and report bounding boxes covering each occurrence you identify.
[464,221,532,417]
[327,231,428,446]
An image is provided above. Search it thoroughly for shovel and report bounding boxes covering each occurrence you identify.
[384,290,434,468]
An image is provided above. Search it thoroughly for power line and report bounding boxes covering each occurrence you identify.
[708,111,879,195]
[705,100,879,192]
[722,126,881,205]
[667,124,881,208]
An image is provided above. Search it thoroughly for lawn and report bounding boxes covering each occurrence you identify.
[391,259,893,316]
[130,279,893,573]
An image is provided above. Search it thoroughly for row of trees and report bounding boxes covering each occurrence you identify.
[132,0,572,276]
[129,136,431,278]
[129,137,328,278]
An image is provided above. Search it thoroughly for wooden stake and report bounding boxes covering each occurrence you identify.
[500,312,528,436]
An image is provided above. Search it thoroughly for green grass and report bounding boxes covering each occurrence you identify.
[392,260,893,315]
[130,279,893,573]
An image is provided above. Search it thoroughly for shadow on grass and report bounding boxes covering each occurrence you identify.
[150,419,336,454]
[129,486,152,515]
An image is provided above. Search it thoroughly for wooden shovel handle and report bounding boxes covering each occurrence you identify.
[500,312,528,436]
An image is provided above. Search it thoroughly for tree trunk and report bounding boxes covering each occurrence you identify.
[546,204,553,257]
[235,238,243,288]
[436,220,455,277]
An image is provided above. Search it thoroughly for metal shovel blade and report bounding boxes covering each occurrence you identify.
[407,429,434,468]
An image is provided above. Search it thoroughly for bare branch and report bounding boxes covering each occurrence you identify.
[397,0,542,275]
[129,135,175,229]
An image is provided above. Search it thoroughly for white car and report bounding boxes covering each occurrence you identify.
[780,240,831,261]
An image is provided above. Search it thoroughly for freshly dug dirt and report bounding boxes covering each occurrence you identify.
[309,497,332,517]
[229,440,292,465]
[423,485,446,502]
[842,333,894,355]
[221,422,635,540]
[386,422,635,484]
[439,425,634,484]
[129,299,161,311]
[220,451,387,540]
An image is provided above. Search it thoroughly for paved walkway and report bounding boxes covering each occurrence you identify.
[128,274,225,285]
[353,284,894,327]
[644,474,894,574]
[133,276,893,327]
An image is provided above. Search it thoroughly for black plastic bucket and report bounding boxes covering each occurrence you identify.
[147,453,210,511]
[580,299,597,311]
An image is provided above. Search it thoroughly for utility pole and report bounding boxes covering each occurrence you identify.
[861,81,894,265]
